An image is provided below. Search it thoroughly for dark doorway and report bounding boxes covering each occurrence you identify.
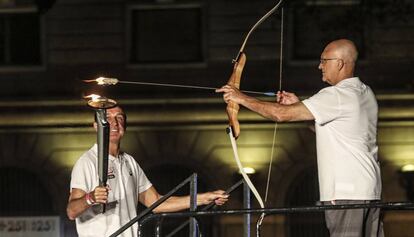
[286,167,329,237]
[0,167,55,216]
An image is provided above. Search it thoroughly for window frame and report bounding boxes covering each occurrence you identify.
[286,0,368,66]
[0,5,46,72]
[125,3,207,69]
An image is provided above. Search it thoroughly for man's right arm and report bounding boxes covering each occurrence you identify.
[67,188,89,220]
[138,186,228,213]
[66,187,108,220]
[242,96,314,122]
[217,85,314,122]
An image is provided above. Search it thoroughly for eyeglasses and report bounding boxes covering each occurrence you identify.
[319,58,340,64]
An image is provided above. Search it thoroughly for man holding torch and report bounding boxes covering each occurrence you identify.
[66,105,228,237]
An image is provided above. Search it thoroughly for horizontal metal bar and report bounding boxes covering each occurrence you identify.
[140,202,414,226]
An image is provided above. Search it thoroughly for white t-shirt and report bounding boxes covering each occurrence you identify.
[70,144,152,237]
[302,77,381,201]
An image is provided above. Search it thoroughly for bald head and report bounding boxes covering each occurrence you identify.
[325,39,358,64]
[319,39,358,85]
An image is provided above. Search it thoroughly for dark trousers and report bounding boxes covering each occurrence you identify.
[323,200,384,237]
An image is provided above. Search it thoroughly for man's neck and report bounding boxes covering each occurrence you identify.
[333,72,354,85]
[109,142,120,157]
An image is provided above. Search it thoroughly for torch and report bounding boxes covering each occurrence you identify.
[85,94,117,213]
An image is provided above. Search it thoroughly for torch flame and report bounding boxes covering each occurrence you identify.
[84,94,102,101]
[84,77,118,85]
[84,94,117,109]
[96,77,106,85]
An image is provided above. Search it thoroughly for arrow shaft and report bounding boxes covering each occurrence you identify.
[117,80,276,96]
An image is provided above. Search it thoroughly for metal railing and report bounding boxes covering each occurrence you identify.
[140,202,414,221]
[111,173,414,237]
[110,173,199,237]
[138,202,414,237]
[163,179,251,237]
[110,174,252,237]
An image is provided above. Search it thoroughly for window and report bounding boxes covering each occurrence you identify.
[288,0,365,61]
[0,4,42,67]
[127,4,204,65]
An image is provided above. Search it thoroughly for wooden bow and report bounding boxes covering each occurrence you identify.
[226,0,284,139]
[225,1,285,236]
[225,52,265,234]
[226,52,246,139]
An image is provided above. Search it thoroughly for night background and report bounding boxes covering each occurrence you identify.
[0,0,413,236]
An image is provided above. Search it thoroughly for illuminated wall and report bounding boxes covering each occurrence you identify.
[0,95,412,236]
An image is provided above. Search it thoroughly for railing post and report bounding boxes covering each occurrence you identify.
[243,179,251,237]
[189,173,198,237]
[138,222,142,237]
[155,217,164,237]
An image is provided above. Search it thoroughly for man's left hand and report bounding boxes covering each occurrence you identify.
[198,190,229,206]
[216,85,246,105]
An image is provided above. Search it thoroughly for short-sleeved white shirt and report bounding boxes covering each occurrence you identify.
[302,77,381,201]
[70,144,152,237]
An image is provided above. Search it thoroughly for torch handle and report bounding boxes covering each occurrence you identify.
[101,181,107,213]
[96,109,110,214]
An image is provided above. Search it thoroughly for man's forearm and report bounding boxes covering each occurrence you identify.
[67,196,90,220]
[241,96,286,122]
[241,96,314,122]
[153,193,215,213]
[153,196,190,213]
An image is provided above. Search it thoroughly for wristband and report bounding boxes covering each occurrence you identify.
[85,193,95,206]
